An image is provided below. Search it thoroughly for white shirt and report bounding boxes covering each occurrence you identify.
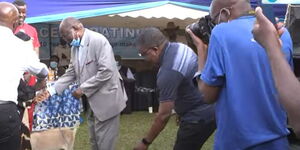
[127,68,135,80]
[78,30,86,66]
[0,26,48,104]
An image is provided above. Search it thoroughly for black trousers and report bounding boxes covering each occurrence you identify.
[174,119,216,150]
[0,102,21,150]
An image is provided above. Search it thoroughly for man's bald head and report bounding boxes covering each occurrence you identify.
[0,2,19,30]
[59,17,84,43]
[210,0,251,24]
[210,0,237,14]
[59,17,81,31]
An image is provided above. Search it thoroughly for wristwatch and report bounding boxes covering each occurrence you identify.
[141,138,152,146]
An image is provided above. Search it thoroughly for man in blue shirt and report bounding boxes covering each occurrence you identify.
[133,27,215,150]
[187,0,293,149]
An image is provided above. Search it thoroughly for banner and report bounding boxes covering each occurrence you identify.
[32,24,51,60]
[262,0,300,4]
[32,23,143,60]
[88,26,142,59]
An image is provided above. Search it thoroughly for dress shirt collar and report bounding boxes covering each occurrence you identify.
[159,42,170,66]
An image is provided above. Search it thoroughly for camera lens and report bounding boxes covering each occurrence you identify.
[185,15,214,45]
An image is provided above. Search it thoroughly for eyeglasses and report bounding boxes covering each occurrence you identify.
[138,47,153,57]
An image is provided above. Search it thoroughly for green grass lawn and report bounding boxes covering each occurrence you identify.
[74,111,214,150]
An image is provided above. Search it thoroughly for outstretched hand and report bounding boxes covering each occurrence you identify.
[34,89,50,103]
[72,88,83,99]
[133,141,148,150]
[252,7,284,51]
[35,78,47,91]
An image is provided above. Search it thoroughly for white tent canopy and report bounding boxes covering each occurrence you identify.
[43,3,209,59]
[111,4,208,19]
[80,4,209,29]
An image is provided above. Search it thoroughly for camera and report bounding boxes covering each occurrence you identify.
[185,15,215,51]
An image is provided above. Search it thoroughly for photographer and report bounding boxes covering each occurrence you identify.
[187,0,293,149]
[185,15,214,52]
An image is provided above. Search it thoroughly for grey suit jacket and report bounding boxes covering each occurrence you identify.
[54,29,127,121]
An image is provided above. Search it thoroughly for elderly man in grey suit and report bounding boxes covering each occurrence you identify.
[47,17,127,150]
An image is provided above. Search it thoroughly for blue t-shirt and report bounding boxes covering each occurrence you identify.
[157,42,214,122]
[201,16,293,149]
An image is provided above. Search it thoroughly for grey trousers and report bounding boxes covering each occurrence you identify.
[86,105,120,150]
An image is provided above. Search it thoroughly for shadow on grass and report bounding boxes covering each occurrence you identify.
[74,111,214,150]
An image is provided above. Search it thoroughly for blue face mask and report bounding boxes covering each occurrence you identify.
[50,61,58,69]
[70,38,81,47]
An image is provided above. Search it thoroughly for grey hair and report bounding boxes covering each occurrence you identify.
[60,17,82,29]
[13,0,26,6]
[136,27,167,50]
